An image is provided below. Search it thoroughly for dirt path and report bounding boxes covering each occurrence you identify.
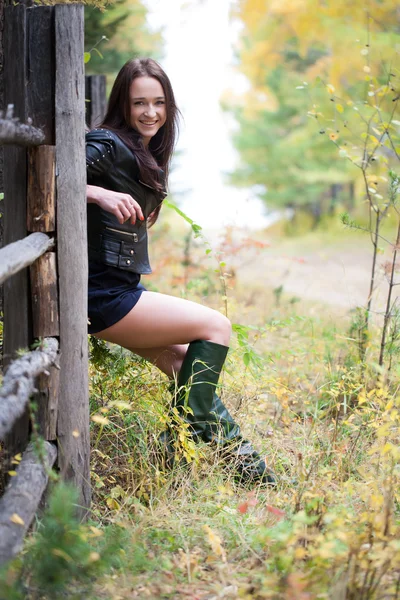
[231,236,397,312]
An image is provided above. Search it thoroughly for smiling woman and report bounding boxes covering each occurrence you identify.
[129,78,167,146]
[85,57,275,486]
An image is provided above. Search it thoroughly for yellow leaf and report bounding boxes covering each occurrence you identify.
[385,400,394,411]
[106,497,120,511]
[336,103,344,113]
[52,548,72,562]
[377,423,391,438]
[10,513,25,526]
[203,525,226,562]
[294,547,307,559]
[91,414,110,426]
[382,442,394,455]
[88,551,100,563]
[89,526,104,537]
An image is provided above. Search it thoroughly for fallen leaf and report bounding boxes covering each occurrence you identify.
[203,525,226,562]
[10,513,24,526]
[266,505,286,519]
[238,502,249,514]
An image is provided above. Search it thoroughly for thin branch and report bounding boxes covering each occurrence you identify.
[343,222,393,245]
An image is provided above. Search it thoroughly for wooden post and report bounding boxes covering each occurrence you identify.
[85,74,106,130]
[3,4,30,459]
[27,143,60,442]
[30,252,59,337]
[26,5,55,145]
[55,4,90,517]
[27,146,56,232]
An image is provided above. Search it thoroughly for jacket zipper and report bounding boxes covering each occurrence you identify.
[105,226,139,242]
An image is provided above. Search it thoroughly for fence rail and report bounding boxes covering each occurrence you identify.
[0,232,54,286]
[0,337,59,440]
[0,441,58,565]
[0,105,45,146]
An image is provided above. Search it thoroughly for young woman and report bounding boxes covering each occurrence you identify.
[86,58,275,485]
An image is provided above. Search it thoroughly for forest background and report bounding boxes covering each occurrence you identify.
[1,0,400,599]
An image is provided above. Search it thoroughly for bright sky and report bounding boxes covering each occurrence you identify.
[144,0,272,230]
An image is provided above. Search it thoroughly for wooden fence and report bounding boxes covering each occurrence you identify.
[0,2,90,565]
[85,74,107,130]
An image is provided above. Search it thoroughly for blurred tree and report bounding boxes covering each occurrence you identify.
[228,0,400,226]
[85,0,163,77]
[234,0,398,89]
[225,63,354,223]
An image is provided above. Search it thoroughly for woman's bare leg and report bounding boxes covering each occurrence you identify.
[96,291,231,349]
[125,344,188,378]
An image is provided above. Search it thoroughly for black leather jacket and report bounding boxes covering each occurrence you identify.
[86,128,167,274]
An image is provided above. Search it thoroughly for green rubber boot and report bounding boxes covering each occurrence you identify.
[161,340,276,485]
[174,340,229,440]
[204,392,276,485]
[158,340,228,467]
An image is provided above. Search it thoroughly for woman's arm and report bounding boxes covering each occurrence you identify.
[87,184,144,225]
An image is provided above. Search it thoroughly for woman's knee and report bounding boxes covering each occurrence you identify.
[205,311,231,346]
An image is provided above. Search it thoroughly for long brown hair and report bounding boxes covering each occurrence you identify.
[100,58,180,222]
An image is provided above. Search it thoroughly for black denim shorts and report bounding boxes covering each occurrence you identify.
[88,261,146,334]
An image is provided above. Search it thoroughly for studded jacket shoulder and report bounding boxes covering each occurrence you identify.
[86,128,167,274]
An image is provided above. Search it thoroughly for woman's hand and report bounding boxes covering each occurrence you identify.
[87,185,144,225]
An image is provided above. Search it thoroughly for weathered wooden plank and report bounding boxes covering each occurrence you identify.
[26,5,54,145]
[0,337,59,441]
[30,251,59,337]
[27,145,56,232]
[0,441,57,566]
[85,74,106,130]
[36,366,59,440]
[0,232,54,286]
[55,4,90,517]
[3,4,30,459]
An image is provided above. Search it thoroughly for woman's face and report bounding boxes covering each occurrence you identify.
[129,76,167,145]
